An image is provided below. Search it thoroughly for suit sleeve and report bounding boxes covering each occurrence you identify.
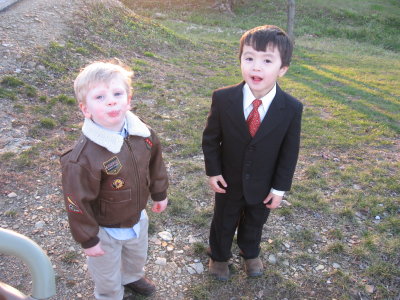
[61,158,101,249]
[148,131,169,201]
[202,91,223,176]
[272,101,303,191]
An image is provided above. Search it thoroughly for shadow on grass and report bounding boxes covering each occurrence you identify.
[289,63,400,133]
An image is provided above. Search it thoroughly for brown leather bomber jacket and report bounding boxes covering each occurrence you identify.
[60,127,168,249]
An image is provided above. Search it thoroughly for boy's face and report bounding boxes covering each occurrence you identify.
[80,76,131,132]
[240,44,288,99]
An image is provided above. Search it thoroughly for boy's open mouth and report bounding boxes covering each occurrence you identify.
[107,110,120,117]
[251,76,263,82]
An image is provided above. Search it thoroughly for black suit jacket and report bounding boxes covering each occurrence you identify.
[202,81,303,205]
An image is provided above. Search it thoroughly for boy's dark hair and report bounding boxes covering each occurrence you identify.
[239,25,293,67]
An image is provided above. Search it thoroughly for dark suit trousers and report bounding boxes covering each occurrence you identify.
[209,193,270,262]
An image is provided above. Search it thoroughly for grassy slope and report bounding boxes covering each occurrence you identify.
[1,0,399,299]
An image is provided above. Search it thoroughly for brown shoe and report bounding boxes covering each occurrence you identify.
[125,277,156,296]
[244,257,264,277]
[208,258,230,281]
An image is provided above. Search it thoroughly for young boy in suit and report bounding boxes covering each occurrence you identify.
[202,25,303,280]
[61,60,169,299]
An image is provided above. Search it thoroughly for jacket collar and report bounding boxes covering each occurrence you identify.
[225,82,250,141]
[82,111,150,153]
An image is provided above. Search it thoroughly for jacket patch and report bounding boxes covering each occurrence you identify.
[67,196,83,214]
[144,138,153,150]
[103,156,122,175]
[111,178,125,190]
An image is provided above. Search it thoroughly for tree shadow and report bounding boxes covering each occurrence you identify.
[288,63,400,133]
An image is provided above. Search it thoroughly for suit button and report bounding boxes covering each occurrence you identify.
[245,174,250,180]
[245,161,252,167]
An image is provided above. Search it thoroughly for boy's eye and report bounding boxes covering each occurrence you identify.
[265,59,272,63]
[245,57,253,62]
[115,92,123,97]
[96,95,104,100]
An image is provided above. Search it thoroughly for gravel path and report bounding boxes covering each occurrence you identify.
[0,1,210,299]
[1,1,393,299]
[0,0,79,74]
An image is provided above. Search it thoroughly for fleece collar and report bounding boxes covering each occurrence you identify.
[82,111,150,153]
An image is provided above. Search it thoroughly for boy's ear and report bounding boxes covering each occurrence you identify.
[79,102,91,118]
[127,94,132,110]
[279,66,289,77]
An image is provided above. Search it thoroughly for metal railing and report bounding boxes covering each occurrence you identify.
[0,228,56,299]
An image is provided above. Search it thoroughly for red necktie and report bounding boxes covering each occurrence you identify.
[247,99,262,137]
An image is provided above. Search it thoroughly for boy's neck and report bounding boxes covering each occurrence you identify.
[91,118,126,134]
[246,82,276,100]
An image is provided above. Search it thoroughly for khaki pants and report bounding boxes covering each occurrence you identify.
[87,218,149,300]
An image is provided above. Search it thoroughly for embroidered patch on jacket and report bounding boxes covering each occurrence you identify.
[111,178,125,190]
[67,196,83,214]
[144,138,153,150]
[103,156,122,175]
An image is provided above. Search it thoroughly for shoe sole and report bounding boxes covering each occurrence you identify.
[124,285,155,297]
[247,271,263,277]
[210,273,229,281]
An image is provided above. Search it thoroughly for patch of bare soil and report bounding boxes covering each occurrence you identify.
[0,0,82,74]
[0,1,212,299]
[1,1,398,299]
[0,1,95,299]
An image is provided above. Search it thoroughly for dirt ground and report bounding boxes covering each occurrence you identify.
[0,0,82,73]
[1,1,399,300]
[1,2,215,299]
[1,1,125,299]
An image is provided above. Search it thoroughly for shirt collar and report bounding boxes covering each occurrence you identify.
[120,120,129,138]
[243,83,277,109]
[91,118,128,137]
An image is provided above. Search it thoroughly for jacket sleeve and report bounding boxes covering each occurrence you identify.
[202,91,223,176]
[148,131,169,201]
[61,157,101,249]
[272,101,303,191]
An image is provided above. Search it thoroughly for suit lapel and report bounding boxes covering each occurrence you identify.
[251,84,286,144]
[225,82,250,139]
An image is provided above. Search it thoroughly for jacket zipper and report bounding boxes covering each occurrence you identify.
[125,138,141,207]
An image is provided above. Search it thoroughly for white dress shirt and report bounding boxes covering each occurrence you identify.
[242,83,285,197]
[243,83,276,121]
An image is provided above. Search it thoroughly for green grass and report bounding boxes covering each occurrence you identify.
[14,147,40,169]
[51,94,76,106]
[290,228,316,249]
[192,242,207,256]
[40,118,57,129]
[61,251,80,264]
[4,210,18,217]
[1,76,25,87]
[191,208,213,227]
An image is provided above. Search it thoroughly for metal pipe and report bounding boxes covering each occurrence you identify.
[0,228,56,299]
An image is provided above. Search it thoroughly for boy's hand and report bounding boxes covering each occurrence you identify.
[152,198,168,213]
[263,192,283,209]
[208,175,227,193]
[84,242,105,257]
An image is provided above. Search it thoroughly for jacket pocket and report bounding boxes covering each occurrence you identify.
[99,189,131,202]
[98,189,134,220]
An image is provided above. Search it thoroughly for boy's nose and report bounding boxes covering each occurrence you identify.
[107,97,117,106]
[252,61,261,71]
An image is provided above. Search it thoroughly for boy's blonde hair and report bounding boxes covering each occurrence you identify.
[74,59,134,104]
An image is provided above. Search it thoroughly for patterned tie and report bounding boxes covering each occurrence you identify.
[247,99,262,137]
